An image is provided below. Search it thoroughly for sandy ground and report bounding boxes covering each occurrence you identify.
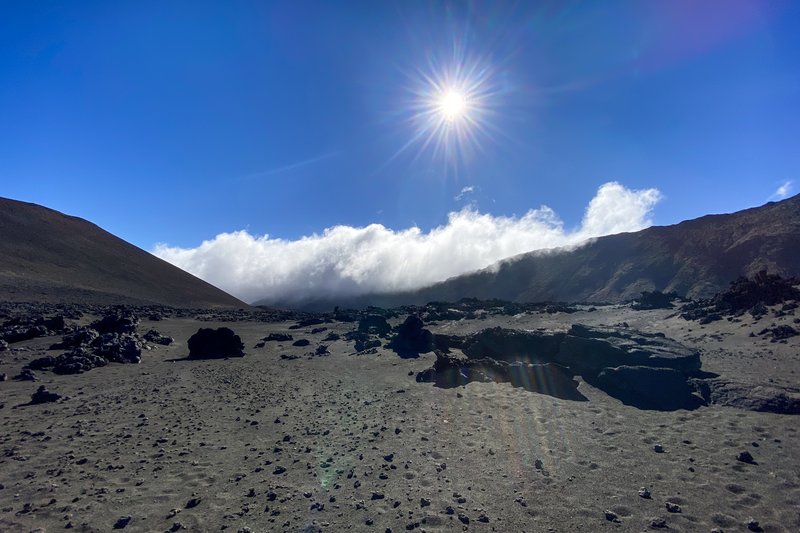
[1,307,799,533]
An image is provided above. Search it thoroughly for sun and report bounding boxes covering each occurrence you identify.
[389,43,503,173]
[439,90,468,122]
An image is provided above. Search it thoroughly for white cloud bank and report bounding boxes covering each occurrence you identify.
[153,182,661,304]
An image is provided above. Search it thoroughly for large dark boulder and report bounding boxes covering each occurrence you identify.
[556,324,701,374]
[461,327,564,363]
[187,328,245,359]
[388,315,434,356]
[594,366,699,411]
[357,314,391,337]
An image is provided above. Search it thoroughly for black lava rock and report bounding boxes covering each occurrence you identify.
[388,315,434,356]
[31,385,61,404]
[187,328,245,359]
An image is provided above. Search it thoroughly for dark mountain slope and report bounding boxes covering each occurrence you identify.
[403,194,800,305]
[0,197,247,308]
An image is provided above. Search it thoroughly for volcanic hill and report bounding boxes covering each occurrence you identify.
[0,197,246,308]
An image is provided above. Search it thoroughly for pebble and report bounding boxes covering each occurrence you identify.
[185,497,201,508]
[737,451,756,464]
[653,444,664,453]
[649,516,668,529]
[639,487,651,499]
[665,502,681,513]
[747,518,760,531]
[113,516,132,529]
[604,510,619,522]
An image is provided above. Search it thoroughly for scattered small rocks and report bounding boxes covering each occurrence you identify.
[264,333,293,342]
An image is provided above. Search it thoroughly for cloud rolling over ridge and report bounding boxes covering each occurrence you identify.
[153,182,661,304]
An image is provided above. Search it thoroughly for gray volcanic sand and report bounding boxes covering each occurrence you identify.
[1,307,799,532]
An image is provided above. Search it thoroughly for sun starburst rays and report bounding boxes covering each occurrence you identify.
[399,50,500,172]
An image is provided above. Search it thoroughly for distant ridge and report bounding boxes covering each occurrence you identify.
[260,194,800,310]
[0,197,247,308]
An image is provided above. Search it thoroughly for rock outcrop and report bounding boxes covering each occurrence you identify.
[689,378,800,415]
[416,350,586,401]
[418,323,703,411]
[594,366,700,411]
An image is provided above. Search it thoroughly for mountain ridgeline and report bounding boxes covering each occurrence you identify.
[0,197,247,308]
[261,194,800,310]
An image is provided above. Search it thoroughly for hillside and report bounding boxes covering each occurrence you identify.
[262,194,800,310]
[0,197,247,308]
[404,194,800,305]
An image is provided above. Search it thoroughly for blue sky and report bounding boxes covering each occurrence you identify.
[2,1,799,302]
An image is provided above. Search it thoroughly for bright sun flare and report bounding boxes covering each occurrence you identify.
[398,48,499,171]
[439,90,467,121]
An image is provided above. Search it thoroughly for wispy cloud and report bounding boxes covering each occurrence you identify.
[153,182,662,305]
[454,185,475,201]
[770,180,793,201]
[239,150,340,180]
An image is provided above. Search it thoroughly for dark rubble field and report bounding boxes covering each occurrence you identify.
[1,298,799,533]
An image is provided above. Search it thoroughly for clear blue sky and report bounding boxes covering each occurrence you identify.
[2,0,798,250]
